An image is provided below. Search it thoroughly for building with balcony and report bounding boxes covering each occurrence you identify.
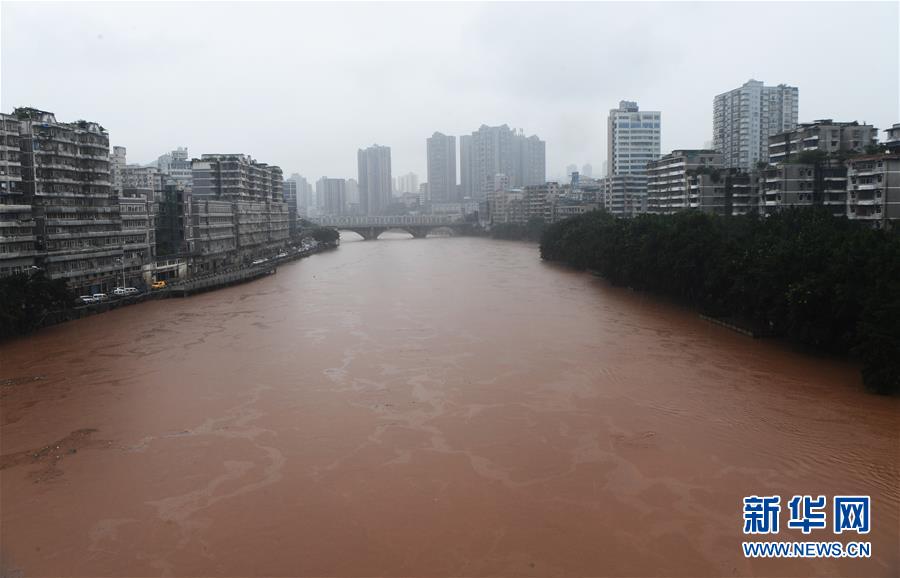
[846,154,900,228]
[123,165,162,198]
[768,120,878,164]
[0,113,34,276]
[15,108,128,294]
[713,80,798,170]
[110,146,127,195]
[156,182,193,258]
[647,150,723,214]
[191,198,236,273]
[758,160,848,217]
[191,154,288,262]
[602,174,648,217]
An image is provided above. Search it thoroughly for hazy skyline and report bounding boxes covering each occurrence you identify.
[3,1,897,182]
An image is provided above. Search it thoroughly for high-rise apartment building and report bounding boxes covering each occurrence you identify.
[316,177,347,216]
[714,79,798,170]
[607,101,661,177]
[459,134,475,198]
[0,113,34,277]
[110,146,127,194]
[647,150,723,214]
[15,109,132,293]
[396,172,419,195]
[467,124,546,200]
[191,154,288,262]
[427,132,457,203]
[357,144,392,215]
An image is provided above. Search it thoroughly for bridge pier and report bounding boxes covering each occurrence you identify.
[409,227,430,239]
[354,227,386,240]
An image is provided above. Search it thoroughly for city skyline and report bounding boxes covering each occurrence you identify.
[2,2,896,181]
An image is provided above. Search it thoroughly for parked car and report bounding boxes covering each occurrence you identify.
[251,258,268,266]
[113,287,138,296]
[92,293,108,302]
[151,280,167,290]
[78,295,97,305]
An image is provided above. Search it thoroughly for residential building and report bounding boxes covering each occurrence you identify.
[157,147,192,188]
[459,134,475,198]
[489,188,525,224]
[759,160,848,217]
[602,174,648,217]
[316,177,346,216]
[396,172,419,195]
[607,101,661,177]
[16,109,129,294]
[156,182,193,257]
[0,113,35,277]
[768,120,878,164]
[345,178,359,206]
[581,163,593,178]
[283,179,298,236]
[884,123,900,152]
[427,132,457,203]
[191,154,288,262]
[685,168,759,216]
[119,188,155,281]
[191,198,235,273]
[288,174,314,215]
[647,150,723,214]
[123,164,162,196]
[846,151,900,227]
[468,124,546,199]
[110,146,127,194]
[714,79,799,170]
[358,144,392,215]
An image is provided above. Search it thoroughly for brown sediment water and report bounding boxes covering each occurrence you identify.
[1,234,897,577]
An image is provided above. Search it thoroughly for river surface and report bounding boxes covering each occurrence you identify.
[1,234,898,577]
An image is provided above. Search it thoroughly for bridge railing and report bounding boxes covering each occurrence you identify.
[312,215,465,227]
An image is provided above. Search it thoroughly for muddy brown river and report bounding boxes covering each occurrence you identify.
[1,234,898,577]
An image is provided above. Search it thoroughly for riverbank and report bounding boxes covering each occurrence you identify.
[0,241,338,341]
[540,208,900,395]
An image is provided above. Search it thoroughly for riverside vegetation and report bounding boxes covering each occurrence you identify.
[540,208,900,395]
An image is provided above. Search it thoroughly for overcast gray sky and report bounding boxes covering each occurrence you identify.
[2,1,898,182]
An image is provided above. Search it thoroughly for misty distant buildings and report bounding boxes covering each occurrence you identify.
[607,101,661,177]
[357,144,392,215]
[157,147,192,187]
[464,124,546,201]
[426,132,457,202]
[288,174,314,215]
[316,177,347,216]
[714,79,799,170]
[110,146,127,194]
[396,172,419,195]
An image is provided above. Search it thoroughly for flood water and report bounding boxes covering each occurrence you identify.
[1,234,898,577]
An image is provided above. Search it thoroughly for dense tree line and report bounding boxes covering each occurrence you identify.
[491,218,547,242]
[307,227,340,245]
[540,208,900,395]
[0,271,73,340]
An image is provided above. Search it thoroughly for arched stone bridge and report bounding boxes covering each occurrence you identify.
[311,215,476,240]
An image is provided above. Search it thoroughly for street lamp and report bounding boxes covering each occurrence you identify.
[115,256,125,289]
